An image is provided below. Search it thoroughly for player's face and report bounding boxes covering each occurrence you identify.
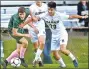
[36,1,42,7]
[81,0,87,4]
[19,12,26,20]
[48,7,55,16]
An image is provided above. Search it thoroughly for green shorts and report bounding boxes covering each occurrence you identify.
[10,34,23,44]
[8,28,28,44]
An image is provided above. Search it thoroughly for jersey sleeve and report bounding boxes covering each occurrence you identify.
[37,12,47,19]
[29,5,35,16]
[8,15,19,29]
[59,13,69,20]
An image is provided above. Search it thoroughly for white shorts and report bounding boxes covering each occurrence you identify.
[28,20,46,43]
[51,33,68,51]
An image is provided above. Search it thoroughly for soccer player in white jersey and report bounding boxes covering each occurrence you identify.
[34,1,88,68]
[19,1,47,67]
[29,1,48,67]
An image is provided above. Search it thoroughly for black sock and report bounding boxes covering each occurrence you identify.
[4,60,8,65]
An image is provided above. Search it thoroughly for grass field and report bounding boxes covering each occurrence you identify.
[1,63,88,69]
[0,32,88,69]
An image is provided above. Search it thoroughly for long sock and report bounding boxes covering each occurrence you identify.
[34,48,42,61]
[20,47,27,58]
[35,48,42,61]
[58,58,66,67]
[34,49,37,54]
[69,53,76,61]
[6,50,19,63]
[38,57,42,61]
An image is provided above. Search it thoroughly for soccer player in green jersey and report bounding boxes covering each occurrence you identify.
[2,7,32,69]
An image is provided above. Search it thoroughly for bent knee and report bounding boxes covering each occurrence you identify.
[24,41,28,46]
[60,47,66,53]
[52,51,59,60]
[39,41,45,46]
[21,41,28,46]
[60,45,66,51]
[19,37,28,45]
[53,51,58,56]
[21,41,28,48]
[38,36,45,44]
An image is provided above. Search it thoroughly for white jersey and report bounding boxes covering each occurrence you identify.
[29,3,48,26]
[27,3,47,42]
[39,11,69,38]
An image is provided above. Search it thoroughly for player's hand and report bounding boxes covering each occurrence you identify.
[32,16,38,22]
[24,34,32,38]
[82,16,88,19]
[19,23,25,28]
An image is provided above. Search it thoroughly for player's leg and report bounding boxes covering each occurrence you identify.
[60,33,78,67]
[32,42,39,67]
[19,37,28,67]
[2,42,21,69]
[52,51,66,68]
[60,44,78,67]
[33,35,45,67]
[29,29,41,67]
[38,35,45,66]
[33,42,38,53]
[32,41,44,67]
[37,35,45,57]
[51,37,66,68]
[33,20,45,66]
[28,26,39,54]
[6,44,20,61]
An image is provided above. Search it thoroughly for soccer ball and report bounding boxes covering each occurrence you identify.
[10,57,21,67]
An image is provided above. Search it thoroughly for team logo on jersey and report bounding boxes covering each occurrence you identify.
[35,11,45,15]
[45,20,59,24]
[62,39,64,42]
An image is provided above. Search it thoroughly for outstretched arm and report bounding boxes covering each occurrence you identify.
[69,15,88,19]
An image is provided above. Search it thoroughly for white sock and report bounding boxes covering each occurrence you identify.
[35,48,42,61]
[38,57,42,61]
[69,53,76,61]
[58,58,66,67]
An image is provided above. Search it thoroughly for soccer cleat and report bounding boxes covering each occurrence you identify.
[2,60,8,69]
[32,59,38,67]
[59,66,66,68]
[20,58,28,67]
[38,61,44,67]
[73,59,78,67]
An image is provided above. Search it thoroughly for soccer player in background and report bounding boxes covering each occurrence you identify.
[77,0,89,35]
[2,7,32,69]
[29,1,48,67]
[34,1,88,68]
[19,1,48,67]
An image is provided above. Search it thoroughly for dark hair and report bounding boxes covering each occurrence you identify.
[18,7,25,13]
[48,1,56,9]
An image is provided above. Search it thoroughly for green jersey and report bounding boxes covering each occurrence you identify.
[8,8,30,34]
